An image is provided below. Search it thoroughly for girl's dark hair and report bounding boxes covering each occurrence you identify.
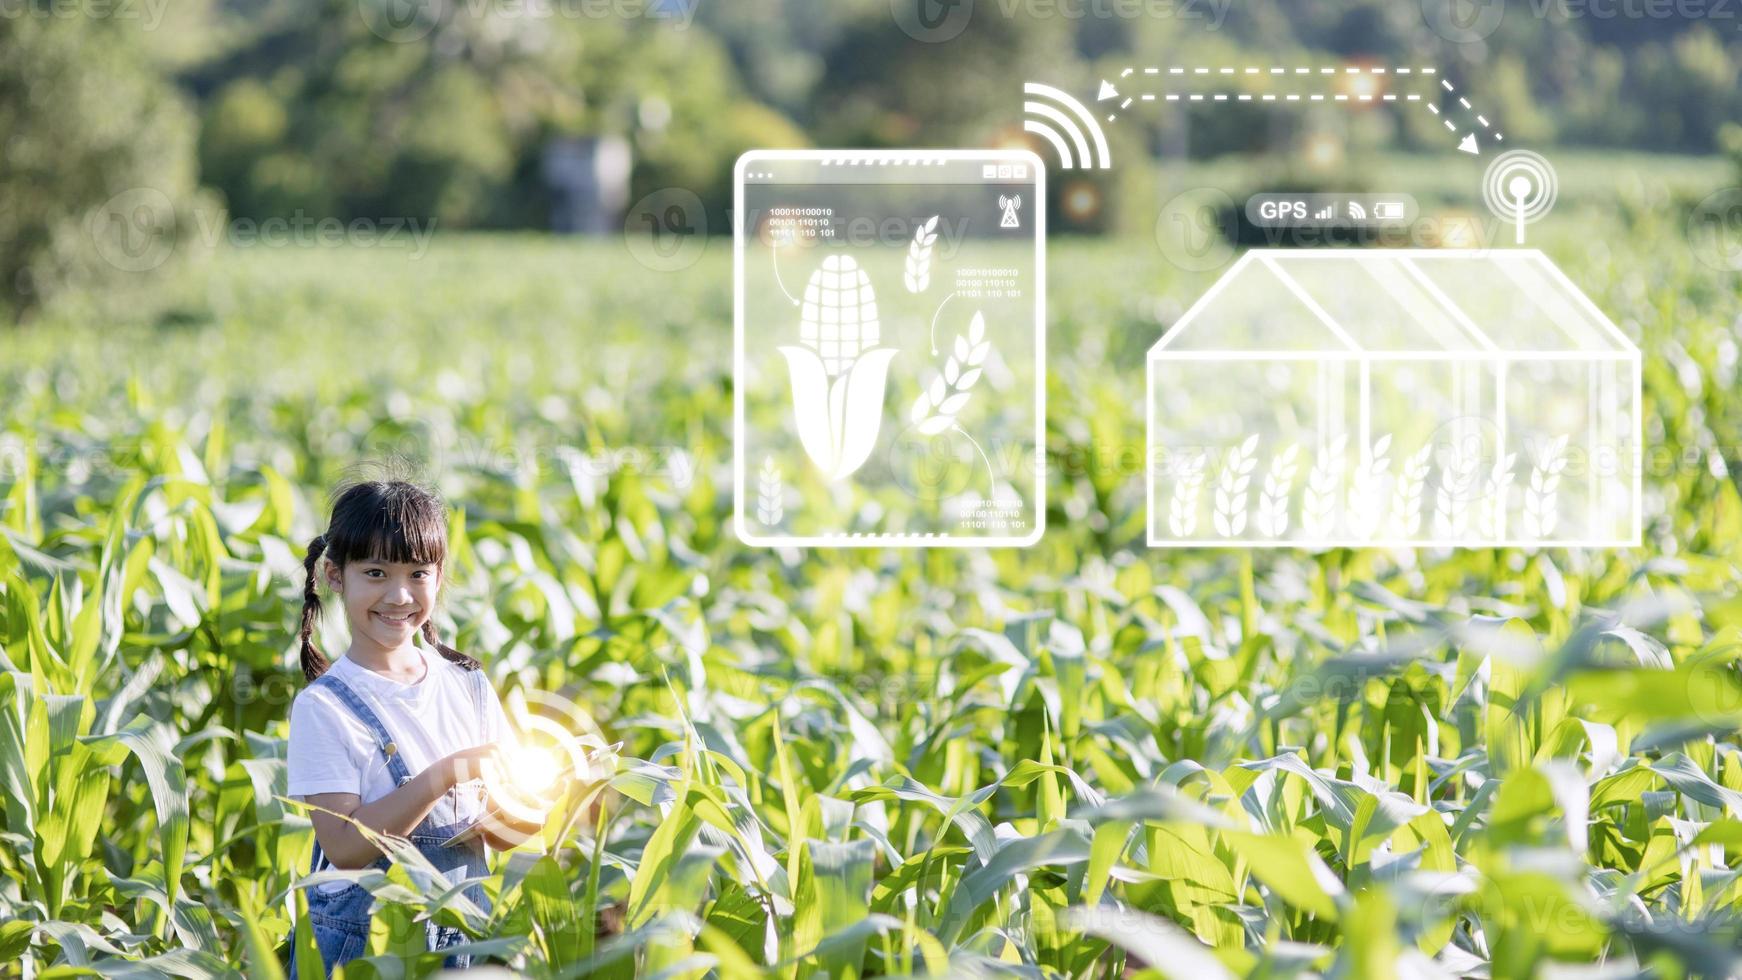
[299,478,479,681]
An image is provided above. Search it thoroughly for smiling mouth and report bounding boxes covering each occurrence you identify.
[374,611,418,626]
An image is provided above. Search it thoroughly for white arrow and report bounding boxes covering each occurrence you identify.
[1098,79,1118,101]
[1458,133,1479,155]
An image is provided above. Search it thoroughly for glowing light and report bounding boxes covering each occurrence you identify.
[1337,68,1382,103]
[508,744,562,799]
[469,688,616,850]
[1304,133,1343,169]
[1062,181,1101,223]
[992,126,1036,155]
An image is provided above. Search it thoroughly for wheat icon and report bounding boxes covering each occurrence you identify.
[757,456,784,527]
[912,310,995,487]
[904,215,940,294]
[1167,451,1209,538]
[1345,434,1393,541]
[1213,434,1260,538]
[1478,452,1518,541]
[1254,443,1299,539]
[1522,434,1570,540]
[1433,443,1481,541]
[912,311,990,434]
[1390,443,1434,539]
[1300,434,1347,540]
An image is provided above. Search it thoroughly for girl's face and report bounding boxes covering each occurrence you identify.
[323,556,441,656]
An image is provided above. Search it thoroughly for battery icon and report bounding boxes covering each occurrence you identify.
[1374,201,1407,220]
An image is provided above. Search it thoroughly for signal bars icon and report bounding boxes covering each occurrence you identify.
[1022,82,1112,170]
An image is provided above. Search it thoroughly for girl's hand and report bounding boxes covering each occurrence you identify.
[438,742,503,791]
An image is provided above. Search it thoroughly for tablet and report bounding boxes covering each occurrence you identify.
[734,149,1047,547]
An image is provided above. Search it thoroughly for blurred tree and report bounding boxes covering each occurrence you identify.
[695,0,847,120]
[189,0,803,230]
[558,21,808,232]
[0,12,209,321]
[811,6,1077,148]
[1724,123,1742,179]
[199,79,299,219]
[193,0,532,228]
[1476,54,1554,146]
[1632,27,1737,152]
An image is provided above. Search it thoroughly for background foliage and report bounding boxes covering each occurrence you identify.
[4,176,1742,974]
[7,0,1742,316]
[3,0,1742,976]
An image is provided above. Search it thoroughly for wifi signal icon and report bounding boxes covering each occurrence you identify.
[1022,82,1111,170]
[1348,202,1367,220]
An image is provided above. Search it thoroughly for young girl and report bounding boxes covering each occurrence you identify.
[286,478,534,973]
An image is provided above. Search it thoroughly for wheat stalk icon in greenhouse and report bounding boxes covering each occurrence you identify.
[1255,443,1299,539]
[1213,435,1259,538]
[779,254,899,481]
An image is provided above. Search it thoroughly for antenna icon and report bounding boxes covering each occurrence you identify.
[1482,150,1558,245]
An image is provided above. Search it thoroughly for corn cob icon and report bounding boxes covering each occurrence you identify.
[779,254,898,481]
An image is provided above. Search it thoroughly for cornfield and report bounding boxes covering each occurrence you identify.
[2,174,1741,978]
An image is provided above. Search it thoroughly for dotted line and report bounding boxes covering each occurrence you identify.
[1149,93,1423,103]
[1120,65,1437,77]
[1109,64,1506,145]
[1429,76,1504,142]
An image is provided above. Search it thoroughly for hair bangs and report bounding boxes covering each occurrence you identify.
[327,481,449,569]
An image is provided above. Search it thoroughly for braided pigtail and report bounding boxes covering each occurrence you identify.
[421,619,480,671]
[299,535,331,681]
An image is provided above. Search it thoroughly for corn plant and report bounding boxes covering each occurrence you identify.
[0,187,1739,978]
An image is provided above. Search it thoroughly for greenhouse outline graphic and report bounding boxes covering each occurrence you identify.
[1147,249,1642,548]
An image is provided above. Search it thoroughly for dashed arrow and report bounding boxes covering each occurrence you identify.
[1098,79,1118,101]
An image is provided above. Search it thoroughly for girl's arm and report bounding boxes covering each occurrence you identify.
[305,744,501,869]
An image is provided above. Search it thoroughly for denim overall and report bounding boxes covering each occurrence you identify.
[291,669,492,975]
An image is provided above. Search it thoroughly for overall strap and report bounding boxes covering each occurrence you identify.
[306,670,460,875]
[470,666,490,734]
[311,673,416,787]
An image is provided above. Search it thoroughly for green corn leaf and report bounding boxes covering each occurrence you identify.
[1062,905,1233,979]
[1220,829,1344,922]
[797,838,876,978]
[940,829,1093,944]
[527,854,588,963]
[83,715,189,915]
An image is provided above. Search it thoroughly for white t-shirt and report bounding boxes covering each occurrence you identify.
[288,643,510,815]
